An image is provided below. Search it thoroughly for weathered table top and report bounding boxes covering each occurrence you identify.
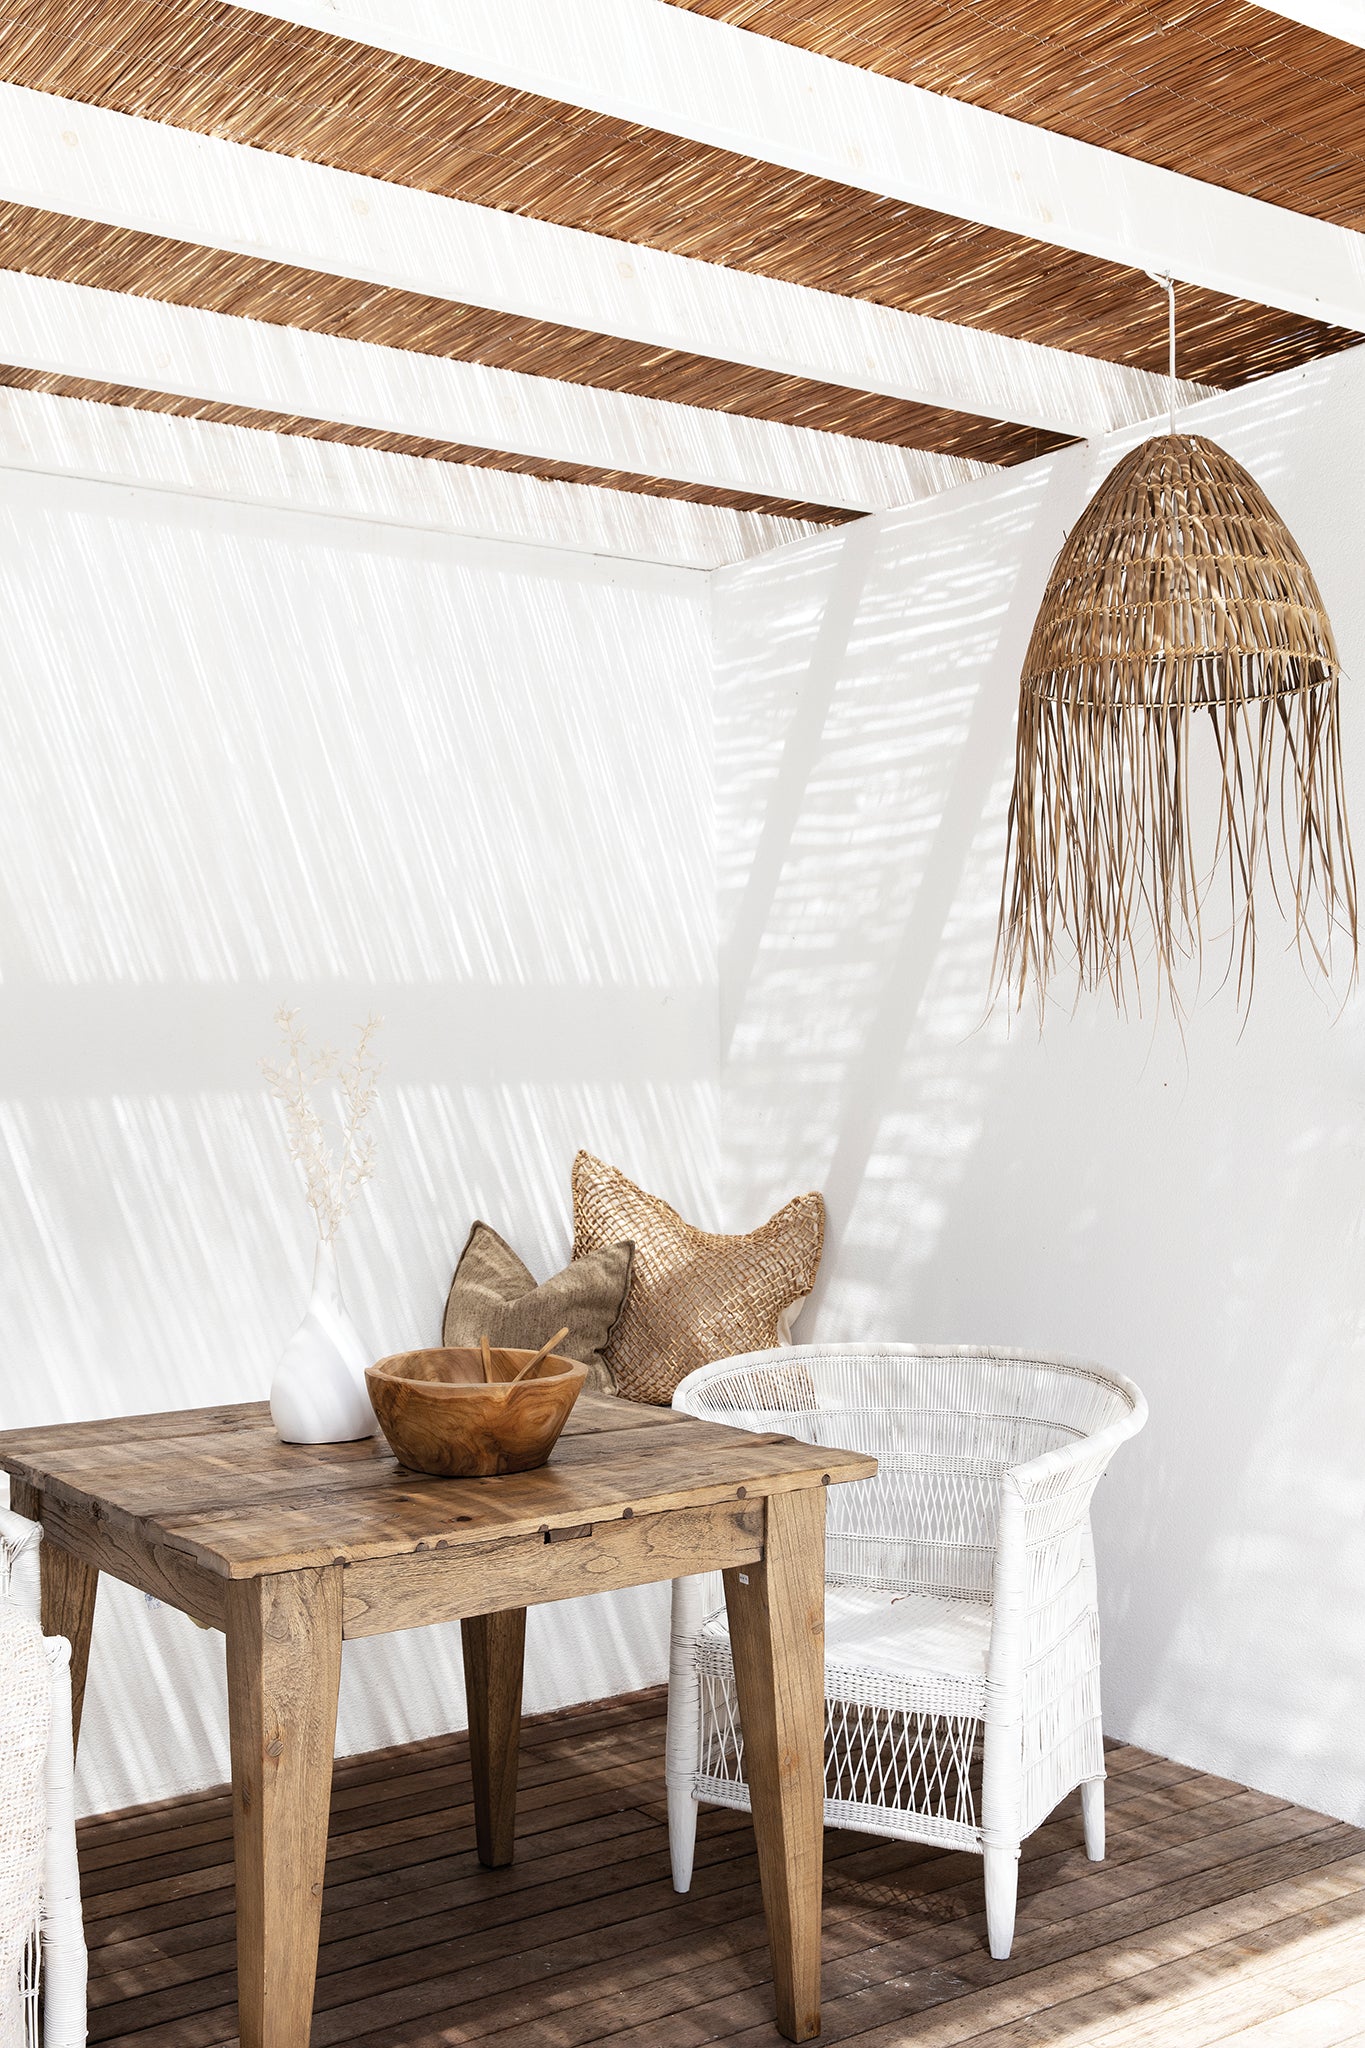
[0,1393,875,1579]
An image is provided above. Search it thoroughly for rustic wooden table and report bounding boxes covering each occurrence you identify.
[0,1393,875,2046]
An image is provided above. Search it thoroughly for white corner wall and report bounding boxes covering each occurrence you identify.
[0,465,717,1814]
[8,342,1365,1830]
[713,344,1365,1826]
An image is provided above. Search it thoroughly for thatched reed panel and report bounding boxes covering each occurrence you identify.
[0,365,856,522]
[0,1,1355,390]
[996,434,1357,1016]
[0,204,1059,471]
[670,1,1365,231]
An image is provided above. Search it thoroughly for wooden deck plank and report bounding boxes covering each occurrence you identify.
[1219,1979,1365,2045]
[958,1893,1365,2048]
[85,1805,673,1984]
[76,1688,668,1852]
[475,1832,1365,2048]
[78,1745,1209,1922]
[78,1686,1365,2048]
[1085,1927,1365,2045]
[83,1755,1238,1996]
[93,1802,1358,2039]
[81,1758,674,1930]
[80,1803,1190,2025]
[325,1832,1365,2048]
[79,1711,670,1882]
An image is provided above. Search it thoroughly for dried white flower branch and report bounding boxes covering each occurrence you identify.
[262,1006,383,1240]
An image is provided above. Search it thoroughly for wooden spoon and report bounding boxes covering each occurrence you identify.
[480,1335,494,1384]
[505,1327,571,1390]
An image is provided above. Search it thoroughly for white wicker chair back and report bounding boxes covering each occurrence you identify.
[673,1344,1142,1601]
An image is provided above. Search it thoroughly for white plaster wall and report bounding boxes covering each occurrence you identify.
[0,465,716,1814]
[712,345,1365,1825]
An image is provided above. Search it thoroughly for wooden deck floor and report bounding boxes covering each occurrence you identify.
[79,1686,1365,2048]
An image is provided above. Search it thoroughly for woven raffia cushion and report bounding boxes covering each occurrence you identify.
[442,1221,633,1394]
[571,1151,825,1405]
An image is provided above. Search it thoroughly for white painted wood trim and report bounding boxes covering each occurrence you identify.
[227,0,1365,333]
[1248,0,1365,43]
[0,83,1209,439]
[0,379,809,568]
[0,269,999,515]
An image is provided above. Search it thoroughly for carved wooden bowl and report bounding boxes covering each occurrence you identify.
[366,1347,588,1477]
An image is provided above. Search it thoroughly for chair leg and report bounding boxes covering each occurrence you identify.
[1081,1776,1105,1861]
[984,1846,1019,1959]
[666,1575,705,1894]
[668,1776,700,1892]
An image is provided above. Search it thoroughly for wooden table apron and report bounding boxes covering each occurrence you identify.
[0,1395,875,2047]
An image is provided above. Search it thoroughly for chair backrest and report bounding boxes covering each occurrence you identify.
[0,1510,87,2048]
[0,1513,41,1619]
[673,1344,1145,1599]
[0,1585,50,2048]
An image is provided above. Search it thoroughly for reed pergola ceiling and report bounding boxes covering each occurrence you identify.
[0,364,859,525]
[0,0,1360,563]
[668,0,1365,229]
[0,203,1061,473]
[0,0,1351,387]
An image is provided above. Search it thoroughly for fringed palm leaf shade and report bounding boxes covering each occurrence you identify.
[996,433,1357,1014]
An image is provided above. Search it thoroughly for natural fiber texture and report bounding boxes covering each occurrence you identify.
[997,433,1358,1015]
[666,1343,1146,1956]
[0,202,1053,474]
[0,5,1352,397]
[442,1221,633,1395]
[669,0,1365,231]
[0,364,848,526]
[571,1153,823,1405]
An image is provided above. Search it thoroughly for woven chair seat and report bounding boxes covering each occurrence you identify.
[698,1583,991,1714]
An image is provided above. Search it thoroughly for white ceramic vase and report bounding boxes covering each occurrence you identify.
[270,1237,377,1444]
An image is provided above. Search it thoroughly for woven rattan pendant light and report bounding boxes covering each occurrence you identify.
[996,281,1356,1015]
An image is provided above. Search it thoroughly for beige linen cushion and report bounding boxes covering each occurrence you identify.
[571,1151,825,1405]
[442,1221,633,1393]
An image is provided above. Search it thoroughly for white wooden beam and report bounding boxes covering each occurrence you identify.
[0,82,1209,442]
[228,0,1365,334]
[0,379,807,569]
[0,268,994,515]
[1248,0,1365,44]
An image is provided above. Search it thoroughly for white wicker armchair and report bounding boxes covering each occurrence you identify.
[0,1511,87,2048]
[666,1344,1146,1958]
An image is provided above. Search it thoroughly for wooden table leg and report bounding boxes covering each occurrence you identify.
[724,1485,826,2044]
[461,1607,526,1869]
[10,1478,98,1753]
[227,1567,342,2048]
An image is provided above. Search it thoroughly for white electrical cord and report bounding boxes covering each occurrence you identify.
[1144,271,1178,434]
